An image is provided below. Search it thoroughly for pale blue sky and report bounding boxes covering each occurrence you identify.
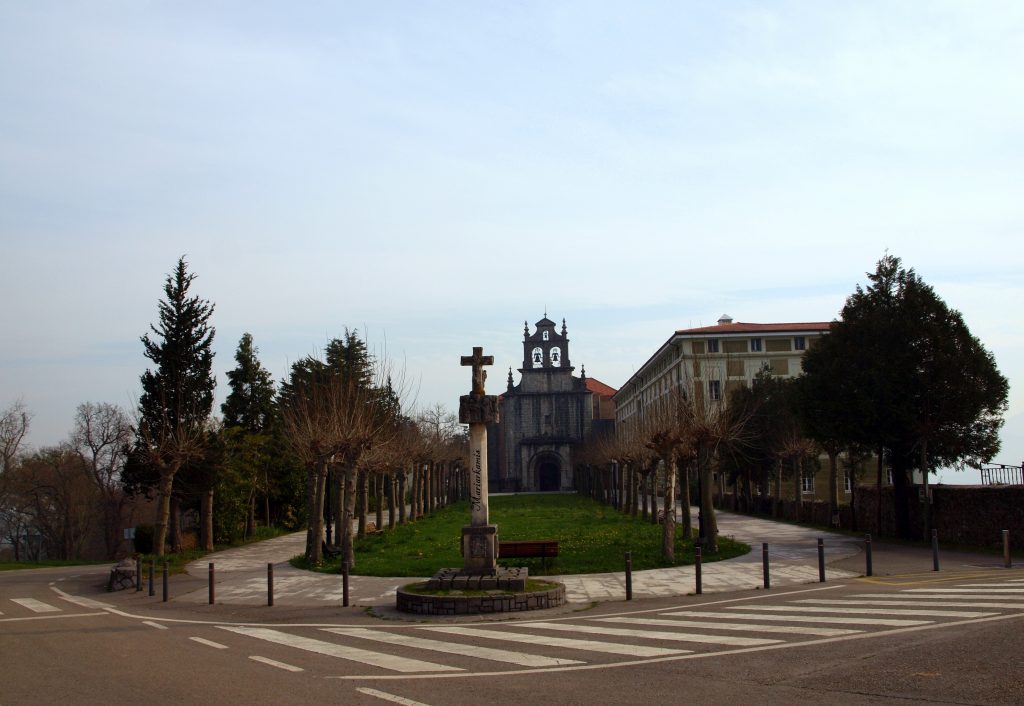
[2,2,1021,482]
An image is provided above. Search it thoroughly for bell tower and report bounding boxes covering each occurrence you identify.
[522,316,572,371]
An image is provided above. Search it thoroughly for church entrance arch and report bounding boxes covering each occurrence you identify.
[533,454,562,492]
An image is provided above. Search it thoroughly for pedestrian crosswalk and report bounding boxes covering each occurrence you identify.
[197,574,1024,677]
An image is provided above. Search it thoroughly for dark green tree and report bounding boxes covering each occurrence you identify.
[222,333,276,433]
[802,255,1008,537]
[132,257,216,555]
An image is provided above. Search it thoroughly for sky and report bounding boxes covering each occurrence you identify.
[1,1,1021,484]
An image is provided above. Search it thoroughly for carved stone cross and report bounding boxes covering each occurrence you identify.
[460,346,493,396]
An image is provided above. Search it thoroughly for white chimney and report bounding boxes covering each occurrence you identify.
[718,314,733,325]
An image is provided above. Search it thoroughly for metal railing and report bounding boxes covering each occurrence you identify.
[980,463,1024,486]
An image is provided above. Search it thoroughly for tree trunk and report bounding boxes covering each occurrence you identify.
[398,469,408,524]
[308,461,327,564]
[245,489,256,538]
[678,458,692,539]
[375,472,384,530]
[631,465,640,518]
[357,469,367,539]
[168,495,183,554]
[341,464,357,568]
[153,468,176,556]
[662,452,677,562]
[793,457,802,521]
[200,488,214,551]
[386,472,396,529]
[875,446,884,534]
[699,456,719,552]
[827,450,839,527]
[648,465,657,525]
[640,471,649,521]
[920,441,930,538]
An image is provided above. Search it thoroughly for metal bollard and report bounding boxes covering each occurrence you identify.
[762,543,770,590]
[625,551,633,600]
[932,529,940,572]
[148,560,155,596]
[865,534,873,577]
[162,561,169,602]
[342,561,350,607]
[208,563,215,605]
[695,545,702,595]
[268,563,274,607]
[136,557,142,592]
[818,538,826,583]
[1003,530,1011,569]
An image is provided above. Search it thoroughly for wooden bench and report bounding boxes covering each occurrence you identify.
[499,540,559,569]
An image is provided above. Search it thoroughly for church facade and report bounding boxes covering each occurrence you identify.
[488,316,616,492]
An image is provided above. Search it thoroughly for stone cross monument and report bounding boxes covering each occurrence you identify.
[459,346,500,573]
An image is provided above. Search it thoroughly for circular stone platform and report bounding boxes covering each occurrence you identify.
[396,582,566,616]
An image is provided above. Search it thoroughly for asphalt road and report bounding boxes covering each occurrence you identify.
[2,558,1023,705]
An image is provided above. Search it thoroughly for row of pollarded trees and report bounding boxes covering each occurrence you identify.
[577,385,753,562]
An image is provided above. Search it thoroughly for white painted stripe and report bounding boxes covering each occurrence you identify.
[52,592,113,610]
[799,599,1024,610]
[356,687,433,706]
[953,583,1024,588]
[422,626,689,657]
[218,627,460,673]
[853,593,1024,602]
[11,598,60,613]
[729,605,994,618]
[143,621,168,630]
[524,621,780,647]
[190,636,229,649]
[596,617,861,637]
[664,610,930,626]
[902,588,1024,594]
[325,628,583,667]
[0,612,106,623]
[249,655,304,672]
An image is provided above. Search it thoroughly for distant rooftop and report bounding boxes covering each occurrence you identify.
[675,321,833,335]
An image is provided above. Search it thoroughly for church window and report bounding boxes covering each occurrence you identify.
[532,347,543,368]
[543,331,549,341]
[550,347,561,366]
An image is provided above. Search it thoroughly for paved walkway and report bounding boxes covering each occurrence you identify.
[179,508,862,607]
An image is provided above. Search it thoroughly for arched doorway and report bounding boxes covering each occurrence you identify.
[538,459,561,491]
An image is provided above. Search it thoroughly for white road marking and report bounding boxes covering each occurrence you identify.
[249,655,304,672]
[356,687,434,706]
[853,593,1024,602]
[799,598,1024,610]
[664,610,931,626]
[190,636,229,649]
[0,612,106,623]
[324,628,583,667]
[729,605,995,618]
[953,583,1024,588]
[596,617,861,637]
[422,626,689,657]
[143,621,168,630]
[11,598,60,613]
[902,588,1024,594]
[524,621,781,647]
[218,627,461,673]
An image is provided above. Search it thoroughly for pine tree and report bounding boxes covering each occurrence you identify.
[222,333,276,433]
[134,257,216,555]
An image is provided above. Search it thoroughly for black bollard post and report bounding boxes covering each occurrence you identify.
[136,557,142,592]
[162,561,169,602]
[625,551,633,600]
[762,543,770,590]
[932,529,940,572]
[342,561,350,607]
[148,560,155,596]
[865,534,873,577]
[208,562,215,605]
[268,563,274,607]
[695,545,702,595]
[817,538,826,583]
[1004,530,1011,569]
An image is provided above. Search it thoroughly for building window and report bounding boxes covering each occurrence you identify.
[844,474,852,493]
[750,338,762,352]
[886,469,893,485]
[794,336,806,351]
[707,339,720,353]
[801,474,815,494]
[708,380,721,401]
[542,330,549,341]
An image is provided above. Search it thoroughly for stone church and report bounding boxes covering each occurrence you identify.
[488,315,616,492]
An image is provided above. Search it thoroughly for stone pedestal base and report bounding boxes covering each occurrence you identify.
[426,566,528,592]
[461,524,498,573]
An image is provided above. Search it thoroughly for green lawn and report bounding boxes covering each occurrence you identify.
[293,493,749,576]
[0,559,109,572]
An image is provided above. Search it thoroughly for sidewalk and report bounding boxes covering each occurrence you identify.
[177,508,865,608]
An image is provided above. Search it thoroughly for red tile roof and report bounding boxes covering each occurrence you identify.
[586,377,617,397]
[675,321,833,335]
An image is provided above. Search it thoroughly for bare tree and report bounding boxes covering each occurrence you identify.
[72,402,133,558]
[0,399,31,475]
